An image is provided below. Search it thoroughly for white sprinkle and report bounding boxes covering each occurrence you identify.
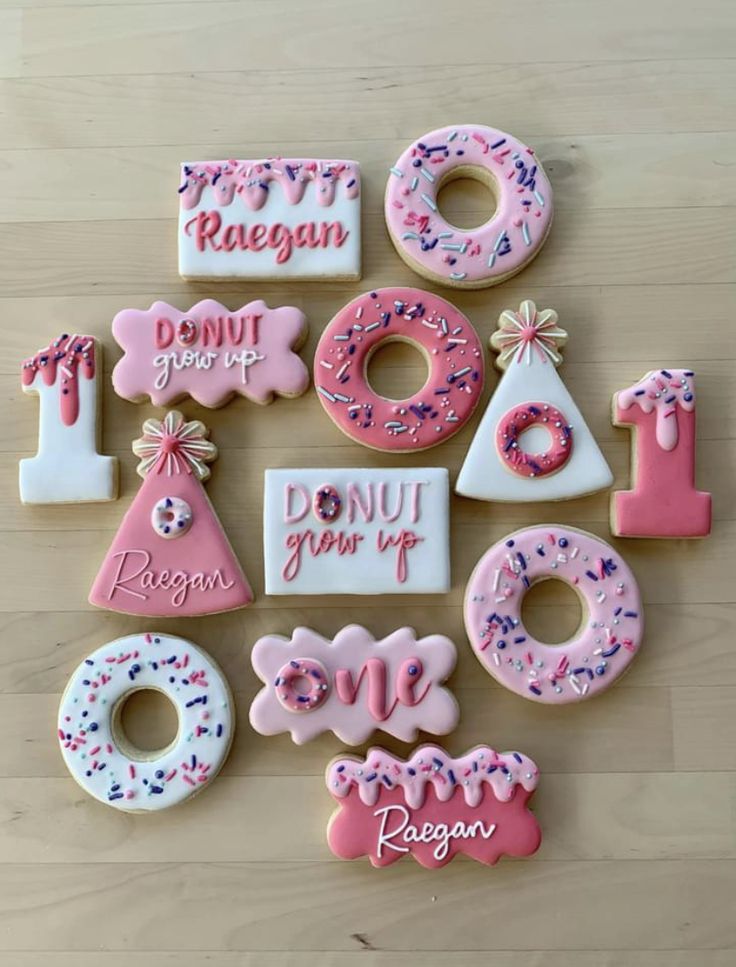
[365,322,381,332]
[438,231,453,239]
[319,360,334,369]
[421,193,437,211]
[402,231,420,240]
[333,334,350,341]
[533,190,545,207]
[441,243,465,252]
[410,176,419,190]
[493,569,501,591]
[333,392,353,403]
[336,362,350,380]
[420,168,436,183]
[571,547,579,559]
[450,272,467,280]
[317,386,336,402]
[447,131,458,142]
[355,306,364,319]
[390,167,403,178]
[522,221,531,246]
[493,231,508,252]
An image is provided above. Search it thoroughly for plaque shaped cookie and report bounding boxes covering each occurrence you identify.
[249,625,459,744]
[178,158,361,280]
[263,467,450,595]
[456,300,612,502]
[112,300,309,407]
[89,411,253,617]
[326,745,541,868]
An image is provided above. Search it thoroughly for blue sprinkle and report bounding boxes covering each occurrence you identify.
[512,753,522,763]
[447,769,456,784]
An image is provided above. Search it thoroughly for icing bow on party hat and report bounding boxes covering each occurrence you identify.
[89,410,253,617]
[490,299,568,368]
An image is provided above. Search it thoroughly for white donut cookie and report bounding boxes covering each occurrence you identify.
[58,633,234,811]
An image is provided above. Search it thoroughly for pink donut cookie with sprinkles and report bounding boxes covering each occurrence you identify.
[314,287,484,451]
[385,125,553,289]
[464,526,643,704]
[58,633,234,812]
[326,744,541,868]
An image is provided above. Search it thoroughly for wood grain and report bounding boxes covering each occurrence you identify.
[1,0,734,962]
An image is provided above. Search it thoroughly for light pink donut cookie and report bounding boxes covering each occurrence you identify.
[249,625,459,745]
[326,744,541,869]
[464,526,643,704]
[385,125,553,288]
[314,287,484,452]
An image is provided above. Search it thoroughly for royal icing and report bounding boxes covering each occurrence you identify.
[326,745,541,868]
[464,526,643,704]
[314,287,484,451]
[20,334,118,504]
[112,299,309,408]
[178,158,361,280]
[612,369,711,538]
[58,633,233,811]
[250,626,458,745]
[456,300,613,501]
[89,411,253,616]
[112,299,309,407]
[263,468,450,595]
[385,125,553,288]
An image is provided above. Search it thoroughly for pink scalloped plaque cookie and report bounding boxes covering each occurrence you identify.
[612,369,711,538]
[249,626,459,745]
[326,745,541,868]
[263,467,450,595]
[89,411,253,617]
[112,300,309,408]
[178,158,361,280]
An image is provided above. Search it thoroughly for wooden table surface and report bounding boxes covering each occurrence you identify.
[1,0,735,964]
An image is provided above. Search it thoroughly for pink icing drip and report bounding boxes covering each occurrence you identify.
[327,745,539,809]
[21,333,96,427]
[179,158,360,211]
[617,369,696,451]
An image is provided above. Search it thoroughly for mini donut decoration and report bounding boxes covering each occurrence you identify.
[385,124,553,289]
[496,402,573,478]
[312,484,342,523]
[57,632,234,811]
[274,658,330,713]
[314,287,484,452]
[151,496,193,539]
[464,526,643,704]
[176,318,198,346]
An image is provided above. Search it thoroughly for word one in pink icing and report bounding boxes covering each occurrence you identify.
[249,625,459,744]
[326,745,541,868]
[178,158,361,280]
[112,299,309,408]
[89,411,253,617]
[612,369,711,538]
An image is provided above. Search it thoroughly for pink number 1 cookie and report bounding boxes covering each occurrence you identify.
[326,744,541,868]
[612,368,711,538]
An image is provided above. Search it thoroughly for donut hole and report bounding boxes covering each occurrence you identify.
[521,578,587,645]
[112,688,180,760]
[365,336,431,401]
[436,165,499,230]
[291,674,313,696]
[516,424,553,454]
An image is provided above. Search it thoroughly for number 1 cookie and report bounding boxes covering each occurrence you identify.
[20,334,118,504]
[612,368,711,538]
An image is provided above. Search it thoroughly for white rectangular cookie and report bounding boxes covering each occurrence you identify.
[264,468,450,595]
[178,158,361,281]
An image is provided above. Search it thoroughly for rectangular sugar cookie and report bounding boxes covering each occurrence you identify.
[178,158,361,281]
[263,468,450,595]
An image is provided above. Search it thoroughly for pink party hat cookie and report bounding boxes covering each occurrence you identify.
[90,411,252,616]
